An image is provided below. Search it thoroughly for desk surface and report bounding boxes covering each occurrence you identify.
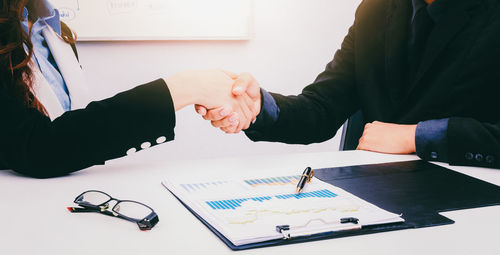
[1,150,499,255]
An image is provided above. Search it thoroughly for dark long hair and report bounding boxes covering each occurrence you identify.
[0,0,46,114]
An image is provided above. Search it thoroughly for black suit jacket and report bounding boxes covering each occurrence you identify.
[1,22,177,178]
[0,79,176,178]
[247,0,500,169]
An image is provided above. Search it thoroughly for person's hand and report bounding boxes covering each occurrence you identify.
[195,72,261,133]
[357,121,417,154]
[165,70,245,113]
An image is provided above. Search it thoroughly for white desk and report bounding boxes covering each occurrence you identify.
[1,150,499,255]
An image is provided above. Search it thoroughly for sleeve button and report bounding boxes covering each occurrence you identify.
[126,148,137,155]
[475,153,484,162]
[141,142,151,149]
[486,155,494,164]
[430,152,438,159]
[465,152,473,160]
[156,136,167,144]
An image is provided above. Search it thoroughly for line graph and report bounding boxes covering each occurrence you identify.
[222,197,361,225]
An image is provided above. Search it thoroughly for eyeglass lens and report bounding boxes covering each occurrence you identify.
[114,201,153,220]
[77,191,111,206]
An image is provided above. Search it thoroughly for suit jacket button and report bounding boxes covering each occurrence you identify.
[475,153,484,162]
[430,152,438,159]
[486,155,495,164]
[156,136,167,144]
[465,152,473,160]
[141,142,151,149]
[126,148,137,155]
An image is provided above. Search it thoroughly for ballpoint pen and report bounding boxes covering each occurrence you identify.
[296,167,314,194]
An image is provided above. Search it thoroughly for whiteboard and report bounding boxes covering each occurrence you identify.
[49,0,253,41]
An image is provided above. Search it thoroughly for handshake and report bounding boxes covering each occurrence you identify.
[165,69,262,133]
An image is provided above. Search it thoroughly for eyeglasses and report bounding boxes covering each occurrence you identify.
[67,190,159,230]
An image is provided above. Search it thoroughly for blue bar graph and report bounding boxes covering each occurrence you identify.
[205,189,337,210]
[180,181,230,192]
[244,175,301,187]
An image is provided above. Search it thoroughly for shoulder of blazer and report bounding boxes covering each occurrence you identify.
[60,21,79,62]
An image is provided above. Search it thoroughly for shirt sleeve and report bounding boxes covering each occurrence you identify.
[245,88,280,135]
[415,118,449,162]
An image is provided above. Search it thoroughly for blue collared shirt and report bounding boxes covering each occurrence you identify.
[22,1,71,111]
[247,0,450,162]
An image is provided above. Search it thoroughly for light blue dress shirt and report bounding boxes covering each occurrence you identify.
[22,2,71,111]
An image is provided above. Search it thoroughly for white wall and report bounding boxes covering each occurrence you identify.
[75,0,362,161]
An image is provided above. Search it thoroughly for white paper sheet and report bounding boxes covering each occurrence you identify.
[162,174,404,246]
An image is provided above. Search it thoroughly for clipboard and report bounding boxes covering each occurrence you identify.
[165,160,500,250]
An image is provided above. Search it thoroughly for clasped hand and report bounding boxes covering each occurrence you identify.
[166,70,261,133]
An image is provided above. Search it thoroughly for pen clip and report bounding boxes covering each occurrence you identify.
[306,170,314,183]
[301,169,314,183]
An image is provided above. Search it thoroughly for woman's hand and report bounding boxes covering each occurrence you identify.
[165,70,232,111]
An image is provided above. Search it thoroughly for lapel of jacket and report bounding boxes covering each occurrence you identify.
[406,0,480,96]
[42,24,91,111]
[29,61,65,120]
[384,0,412,107]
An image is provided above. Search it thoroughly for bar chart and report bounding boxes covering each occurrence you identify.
[205,189,338,210]
[244,176,301,187]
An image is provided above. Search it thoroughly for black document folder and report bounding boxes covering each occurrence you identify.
[174,160,500,250]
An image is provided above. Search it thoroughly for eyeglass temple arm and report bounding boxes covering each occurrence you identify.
[67,207,96,213]
[67,206,133,221]
[137,212,159,231]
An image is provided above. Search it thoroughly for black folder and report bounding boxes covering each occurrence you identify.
[174,160,500,250]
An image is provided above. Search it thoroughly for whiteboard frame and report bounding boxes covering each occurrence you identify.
[52,0,254,41]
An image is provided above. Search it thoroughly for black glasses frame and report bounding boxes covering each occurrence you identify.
[67,190,159,230]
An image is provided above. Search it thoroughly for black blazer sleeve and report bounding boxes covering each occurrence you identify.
[447,118,500,169]
[0,79,176,178]
[246,23,360,144]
